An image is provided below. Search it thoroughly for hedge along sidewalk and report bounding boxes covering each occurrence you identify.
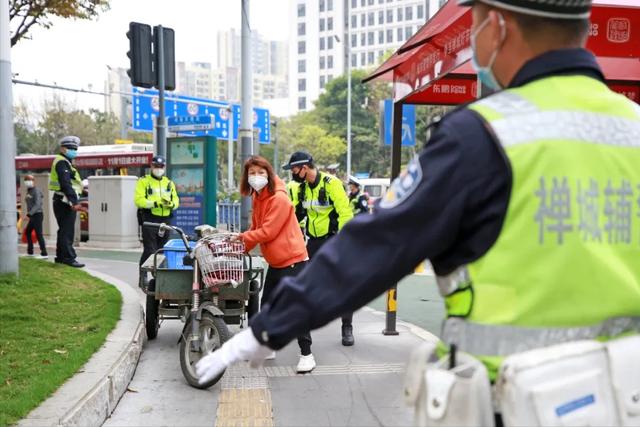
[0,258,145,427]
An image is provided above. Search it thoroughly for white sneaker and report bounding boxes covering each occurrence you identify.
[265,351,276,360]
[296,354,316,373]
[39,254,48,259]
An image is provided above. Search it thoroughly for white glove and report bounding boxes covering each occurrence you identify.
[195,328,272,385]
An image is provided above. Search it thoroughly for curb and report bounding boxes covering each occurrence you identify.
[17,269,146,427]
[361,306,440,343]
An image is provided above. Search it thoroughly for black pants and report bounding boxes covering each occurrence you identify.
[306,237,353,327]
[139,213,171,266]
[262,261,312,355]
[26,212,47,256]
[53,199,77,263]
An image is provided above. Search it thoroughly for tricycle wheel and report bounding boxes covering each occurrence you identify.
[180,312,230,389]
[145,279,159,340]
[247,280,260,319]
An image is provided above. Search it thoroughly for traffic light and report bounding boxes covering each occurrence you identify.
[153,26,176,91]
[126,22,154,88]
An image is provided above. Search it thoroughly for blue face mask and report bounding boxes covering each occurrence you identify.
[65,149,78,159]
[470,14,506,91]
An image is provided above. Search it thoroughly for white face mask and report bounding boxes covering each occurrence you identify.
[25,181,34,188]
[152,168,165,178]
[248,175,268,192]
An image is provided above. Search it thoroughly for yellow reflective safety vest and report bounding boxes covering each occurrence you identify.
[293,172,353,238]
[134,174,179,218]
[437,75,640,379]
[49,154,82,197]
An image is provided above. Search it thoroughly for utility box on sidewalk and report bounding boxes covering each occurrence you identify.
[87,176,140,249]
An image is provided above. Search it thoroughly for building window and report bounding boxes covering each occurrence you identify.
[397,27,404,41]
[368,51,374,64]
[320,76,326,88]
[368,0,374,4]
[386,28,393,43]
[298,78,306,91]
[328,55,334,68]
[298,59,306,72]
[297,3,305,17]
[320,18,325,32]
[327,17,333,31]
[368,31,374,45]
[368,12,374,26]
[361,13,365,26]
[298,97,306,110]
[397,7,403,21]
[328,36,334,49]
[328,0,333,11]
[361,52,366,65]
[351,54,357,67]
[351,15,357,29]
[378,0,384,3]
[351,33,357,47]
[361,32,366,46]
[405,26,413,39]
[378,10,384,24]
[320,56,326,69]
[406,6,413,20]
[361,0,365,6]
[352,0,357,7]
[378,30,384,44]
[319,0,325,12]
[298,40,306,54]
[298,23,306,36]
[387,9,393,23]
[417,4,424,19]
[320,37,326,50]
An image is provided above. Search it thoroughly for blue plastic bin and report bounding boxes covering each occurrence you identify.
[163,239,197,270]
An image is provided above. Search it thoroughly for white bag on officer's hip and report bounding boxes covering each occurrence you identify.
[496,340,619,427]
[606,335,640,426]
[405,342,494,427]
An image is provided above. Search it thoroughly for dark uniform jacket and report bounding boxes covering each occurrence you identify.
[250,49,608,349]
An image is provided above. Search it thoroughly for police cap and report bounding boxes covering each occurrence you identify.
[283,151,313,170]
[151,155,166,167]
[348,176,362,187]
[59,136,80,150]
[457,0,591,19]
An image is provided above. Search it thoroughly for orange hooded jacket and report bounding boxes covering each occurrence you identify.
[240,176,308,268]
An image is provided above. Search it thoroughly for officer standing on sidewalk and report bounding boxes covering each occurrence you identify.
[23,174,48,258]
[197,0,640,418]
[347,176,369,216]
[49,136,84,268]
[134,156,180,265]
[284,151,356,346]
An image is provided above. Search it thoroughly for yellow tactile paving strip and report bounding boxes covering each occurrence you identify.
[215,388,274,427]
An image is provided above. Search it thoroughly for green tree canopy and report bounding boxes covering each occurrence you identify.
[9,0,110,46]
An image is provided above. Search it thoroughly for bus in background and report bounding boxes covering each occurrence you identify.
[15,144,154,241]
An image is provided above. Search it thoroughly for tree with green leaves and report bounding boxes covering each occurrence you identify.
[9,0,110,46]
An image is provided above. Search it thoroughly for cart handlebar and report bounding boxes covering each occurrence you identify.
[142,222,193,256]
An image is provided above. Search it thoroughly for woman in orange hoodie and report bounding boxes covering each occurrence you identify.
[237,156,315,373]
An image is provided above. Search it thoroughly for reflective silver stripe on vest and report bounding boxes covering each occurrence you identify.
[475,91,640,149]
[435,266,470,297]
[442,316,640,357]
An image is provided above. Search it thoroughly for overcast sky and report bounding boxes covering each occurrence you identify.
[11,0,291,112]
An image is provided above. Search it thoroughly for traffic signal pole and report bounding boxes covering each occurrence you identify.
[0,0,18,274]
[156,25,166,158]
[239,0,253,231]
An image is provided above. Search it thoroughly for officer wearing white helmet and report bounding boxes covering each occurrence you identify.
[196,0,640,424]
[49,136,84,268]
[347,176,369,216]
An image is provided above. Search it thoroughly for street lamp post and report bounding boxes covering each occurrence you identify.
[345,1,352,178]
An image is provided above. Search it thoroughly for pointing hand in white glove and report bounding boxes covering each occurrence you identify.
[195,328,273,385]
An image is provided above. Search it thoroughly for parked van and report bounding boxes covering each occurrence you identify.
[360,178,391,207]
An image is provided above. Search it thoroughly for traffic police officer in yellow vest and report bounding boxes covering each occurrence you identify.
[49,136,85,268]
[284,151,356,346]
[196,0,640,424]
[134,156,179,266]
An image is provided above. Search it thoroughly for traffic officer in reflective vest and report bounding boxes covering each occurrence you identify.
[134,156,179,265]
[285,151,356,346]
[196,0,640,412]
[347,176,369,216]
[49,136,85,268]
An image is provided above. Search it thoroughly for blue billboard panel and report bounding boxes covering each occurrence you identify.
[132,88,270,143]
[383,99,416,146]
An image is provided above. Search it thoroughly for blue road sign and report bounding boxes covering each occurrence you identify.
[383,99,416,146]
[167,115,215,132]
[132,88,271,143]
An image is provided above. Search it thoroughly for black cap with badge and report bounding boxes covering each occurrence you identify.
[283,151,313,170]
[457,0,592,19]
